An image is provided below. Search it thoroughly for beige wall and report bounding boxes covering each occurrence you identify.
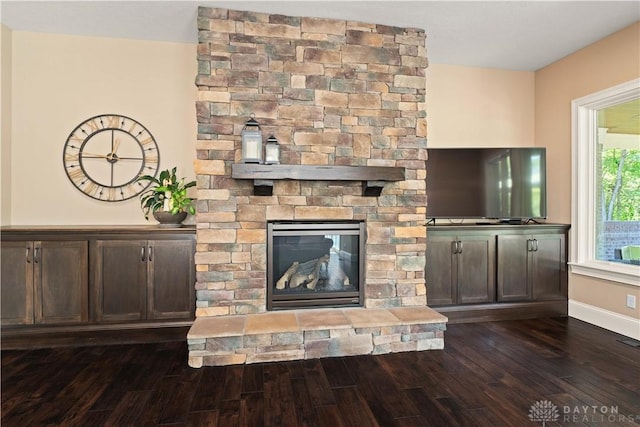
[9,32,197,225]
[1,24,12,225]
[536,22,640,225]
[6,33,538,227]
[425,64,535,148]
[569,276,640,318]
[535,22,640,325]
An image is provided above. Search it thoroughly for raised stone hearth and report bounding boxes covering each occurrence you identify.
[188,306,447,367]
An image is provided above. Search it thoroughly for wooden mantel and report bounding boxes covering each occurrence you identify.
[231,164,405,196]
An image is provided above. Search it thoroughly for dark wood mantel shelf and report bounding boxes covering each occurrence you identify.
[231,163,405,196]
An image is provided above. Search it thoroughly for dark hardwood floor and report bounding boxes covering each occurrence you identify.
[2,317,639,426]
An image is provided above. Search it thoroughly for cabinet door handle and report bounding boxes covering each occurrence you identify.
[26,247,31,263]
[457,240,463,254]
[148,246,153,262]
[33,247,39,263]
[141,246,146,262]
[527,239,533,252]
[533,239,538,252]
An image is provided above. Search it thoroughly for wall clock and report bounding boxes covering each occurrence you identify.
[62,114,160,202]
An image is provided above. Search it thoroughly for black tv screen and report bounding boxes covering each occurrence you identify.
[426,147,547,220]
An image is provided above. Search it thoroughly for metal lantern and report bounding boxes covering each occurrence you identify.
[264,135,281,165]
[241,115,263,163]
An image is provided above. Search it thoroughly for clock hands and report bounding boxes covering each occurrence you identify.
[110,138,121,156]
[82,151,144,161]
[83,139,136,163]
[81,152,111,159]
[107,138,121,162]
[81,151,119,164]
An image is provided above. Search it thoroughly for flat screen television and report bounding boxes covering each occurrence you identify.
[426,147,547,221]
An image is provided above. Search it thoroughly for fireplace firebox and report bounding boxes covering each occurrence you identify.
[267,221,365,310]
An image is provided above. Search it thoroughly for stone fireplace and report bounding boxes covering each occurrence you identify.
[188,7,446,367]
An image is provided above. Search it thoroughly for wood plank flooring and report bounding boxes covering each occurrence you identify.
[2,317,639,426]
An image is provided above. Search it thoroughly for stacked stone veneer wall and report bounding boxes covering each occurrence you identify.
[193,7,428,316]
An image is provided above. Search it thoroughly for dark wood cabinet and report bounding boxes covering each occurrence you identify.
[531,232,567,300]
[93,240,147,322]
[426,224,569,321]
[1,226,195,348]
[1,241,34,325]
[1,240,88,326]
[36,241,89,324]
[93,238,195,322]
[496,234,530,301]
[425,235,456,305]
[147,239,195,319]
[426,231,495,305]
[497,231,567,302]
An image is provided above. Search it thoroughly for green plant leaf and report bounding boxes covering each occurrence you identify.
[135,166,197,221]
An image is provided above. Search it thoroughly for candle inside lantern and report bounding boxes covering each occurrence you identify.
[245,136,261,159]
[241,115,263,163]
[264,135,280,164]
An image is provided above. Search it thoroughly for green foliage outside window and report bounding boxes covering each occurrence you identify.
[601,148,640,221]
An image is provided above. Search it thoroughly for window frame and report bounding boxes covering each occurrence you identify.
[570,78,640,286]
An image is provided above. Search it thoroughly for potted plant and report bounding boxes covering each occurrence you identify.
[137,167,196,225]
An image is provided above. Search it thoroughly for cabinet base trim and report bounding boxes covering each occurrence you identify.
[433,301,567,324]
[1,322,193,349]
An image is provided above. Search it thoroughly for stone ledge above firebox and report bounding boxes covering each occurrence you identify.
[187,306,447,367]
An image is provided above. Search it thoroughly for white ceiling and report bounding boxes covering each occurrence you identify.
[1,1,639,71]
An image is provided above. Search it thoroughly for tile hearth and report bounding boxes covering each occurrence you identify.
[187,306,447,367]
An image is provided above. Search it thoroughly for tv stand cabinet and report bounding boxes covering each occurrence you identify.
[426,223,569,323]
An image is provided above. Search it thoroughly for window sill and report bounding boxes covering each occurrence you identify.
[569,261,640,286]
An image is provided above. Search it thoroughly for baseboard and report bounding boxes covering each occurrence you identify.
[569,299,640,340]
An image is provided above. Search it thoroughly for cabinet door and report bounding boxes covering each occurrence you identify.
[94,240,147,322]
[457,235,495,304]
[497,235,531,301]
[147,239,195,319]
[34,241,89,324]
[1,241,34,325]
[426,235,457,305]
[531,233,567,300]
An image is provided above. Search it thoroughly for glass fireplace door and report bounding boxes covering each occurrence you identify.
[267,221,365,310]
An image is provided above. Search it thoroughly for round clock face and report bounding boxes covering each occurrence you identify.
[63,114,160,202]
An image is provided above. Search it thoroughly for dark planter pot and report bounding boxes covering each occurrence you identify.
[153,211,188,227]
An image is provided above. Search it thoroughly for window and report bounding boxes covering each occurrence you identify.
[571,78,640,286]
